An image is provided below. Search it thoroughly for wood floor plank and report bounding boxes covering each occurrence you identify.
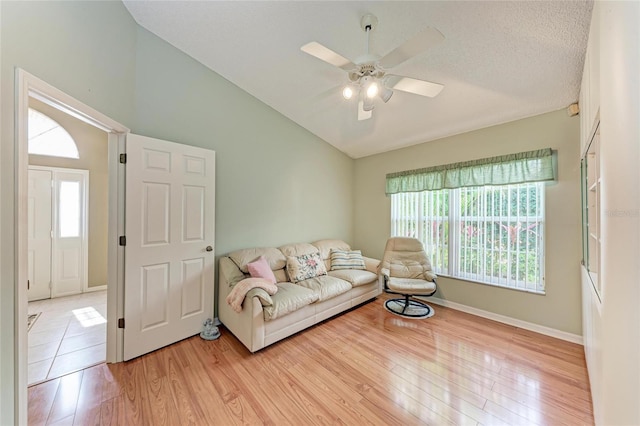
[99,396,126,426]
[28,297,594,425]
[72,364,105,426]
[158,345,207,425]
[28,378,60,426]
[120,358,153,425]
[46,370,83,425]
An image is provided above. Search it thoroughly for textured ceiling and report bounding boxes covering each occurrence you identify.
[123,1,593,159]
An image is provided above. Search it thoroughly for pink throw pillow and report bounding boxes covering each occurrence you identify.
[247,256,277,284]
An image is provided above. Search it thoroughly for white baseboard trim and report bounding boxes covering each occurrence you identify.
[85,285,107,292]
[424,296,583,345]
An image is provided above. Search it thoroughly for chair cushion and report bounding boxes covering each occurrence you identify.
[387,277,436,295]
[263,283,319,321]
[295,275,352,302]
[389,257,430,279]
[328,269,377,287]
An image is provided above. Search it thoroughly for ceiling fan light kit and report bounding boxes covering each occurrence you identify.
[301,13,445,121]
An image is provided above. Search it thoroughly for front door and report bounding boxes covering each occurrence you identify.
[52,169,89,298]
[28,168,53,301]
[123,134,215,361]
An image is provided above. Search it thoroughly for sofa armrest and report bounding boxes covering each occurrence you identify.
[219,256,245,290]
[362,256,381,274]
[218,257,266,352]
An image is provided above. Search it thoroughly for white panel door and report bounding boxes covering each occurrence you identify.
[124,134,215,360]
[52,170,89,298]
[28,168,53,301]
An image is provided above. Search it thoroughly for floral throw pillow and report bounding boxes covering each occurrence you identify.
[286,252,327,283]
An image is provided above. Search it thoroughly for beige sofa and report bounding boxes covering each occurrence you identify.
[218,239,381,352]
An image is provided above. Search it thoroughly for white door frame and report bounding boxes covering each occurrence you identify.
[15,69,129,423]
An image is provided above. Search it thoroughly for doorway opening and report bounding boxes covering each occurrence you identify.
[26,95,107,385]
[15,69,129,423]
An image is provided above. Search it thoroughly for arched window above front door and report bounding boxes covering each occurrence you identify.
[28,108,79,159]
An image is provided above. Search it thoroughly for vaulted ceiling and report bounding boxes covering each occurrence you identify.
[123,1,593,158]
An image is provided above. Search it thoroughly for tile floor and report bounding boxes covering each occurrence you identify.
[27,290,107,386]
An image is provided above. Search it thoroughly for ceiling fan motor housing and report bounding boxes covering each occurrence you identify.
[360,14,378,32]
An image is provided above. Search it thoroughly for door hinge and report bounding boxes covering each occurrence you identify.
[118,318,125,329]
[27,280,30,290]
[119,236,126,246]
[119,153,127,164]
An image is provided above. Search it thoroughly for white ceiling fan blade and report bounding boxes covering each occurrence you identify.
[379,27,444,69]
[386,75,444,98]
[301,42,356,71]
[358,100,372,121]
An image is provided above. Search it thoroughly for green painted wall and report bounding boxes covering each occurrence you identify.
[132,27,354,254]
[0,2,353,423]
[1,3,138,423]
[353,110,582,335]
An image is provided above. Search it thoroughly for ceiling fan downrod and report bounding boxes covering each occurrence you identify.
[360,13,378,55]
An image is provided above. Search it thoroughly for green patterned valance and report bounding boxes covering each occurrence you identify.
[386,148,555,195]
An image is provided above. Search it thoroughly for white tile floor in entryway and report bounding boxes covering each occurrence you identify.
[27,290,107,386]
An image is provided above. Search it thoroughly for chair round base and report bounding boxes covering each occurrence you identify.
[384,298,434,319]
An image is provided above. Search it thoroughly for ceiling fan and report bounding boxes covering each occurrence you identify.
[301,14,445,121]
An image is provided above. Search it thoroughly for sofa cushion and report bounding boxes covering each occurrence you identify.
[229,247,286,273]
[247,256,277,284]
[295,275,352,302]
[311,239,351,260]
[279,242,318,257]
[328,269,377,287]
[273,269,288,283]
[330,249,366,271]
[286,252,327,283]
[263,283,319,321]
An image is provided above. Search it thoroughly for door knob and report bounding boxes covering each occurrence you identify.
[205,246,213,252]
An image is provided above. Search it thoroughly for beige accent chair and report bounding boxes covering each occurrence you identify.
[379,237,437,318]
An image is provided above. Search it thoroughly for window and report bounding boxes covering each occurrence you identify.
[28,108,79,159]
[391,182,545,293]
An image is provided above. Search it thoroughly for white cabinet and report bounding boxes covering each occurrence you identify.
[580,2,600,155]
[579,1,601,421]
[581,125,600,299]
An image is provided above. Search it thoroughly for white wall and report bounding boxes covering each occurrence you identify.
[589,2,640,424]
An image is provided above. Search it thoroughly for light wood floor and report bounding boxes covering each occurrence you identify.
[28,297,594,425]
